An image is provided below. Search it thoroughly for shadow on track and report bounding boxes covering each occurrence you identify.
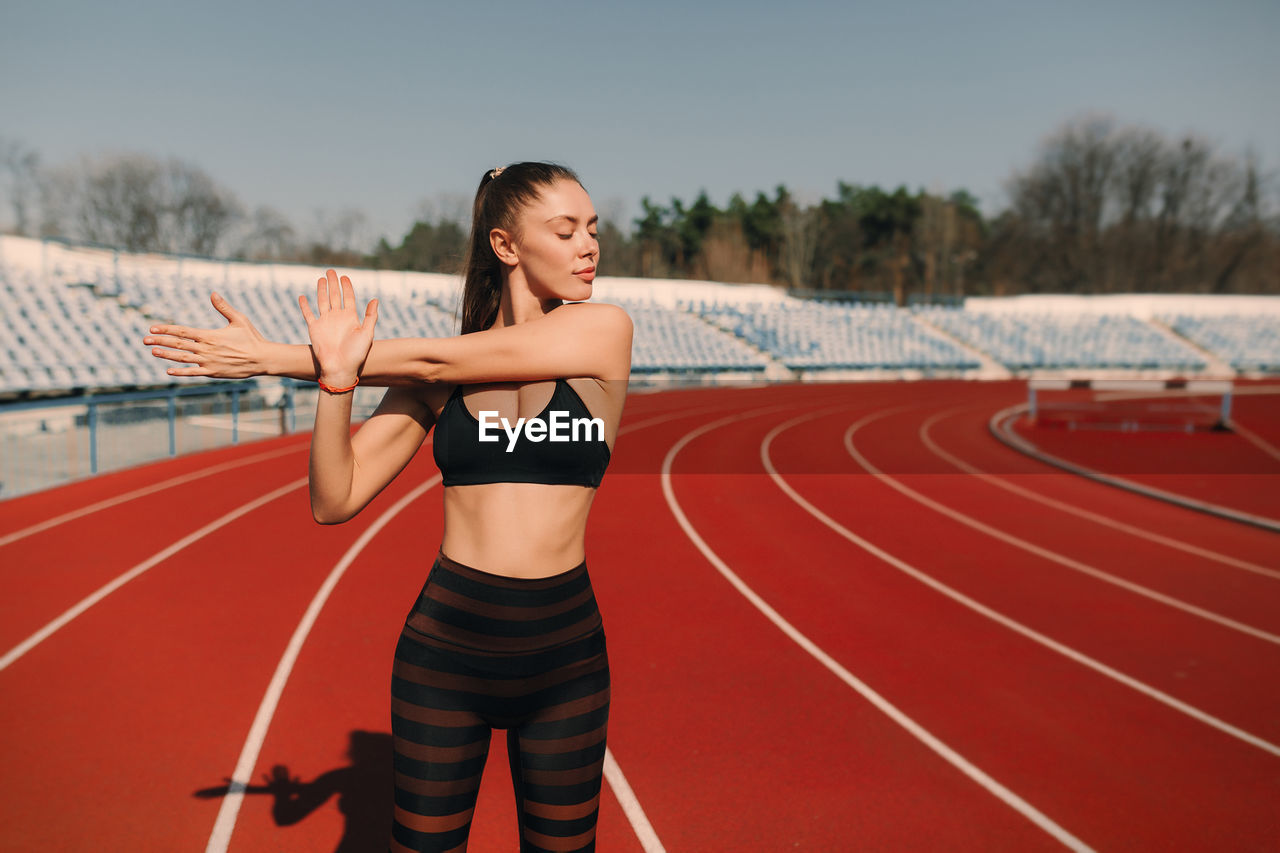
[194,729,392,853]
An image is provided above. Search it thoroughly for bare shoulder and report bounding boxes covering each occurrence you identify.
[553,301,633,335]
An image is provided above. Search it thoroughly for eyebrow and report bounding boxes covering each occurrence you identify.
[546,214,599,226]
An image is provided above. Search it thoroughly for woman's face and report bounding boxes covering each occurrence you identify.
[508,178,599,302]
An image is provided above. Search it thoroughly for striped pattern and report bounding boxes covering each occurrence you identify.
[391,553,611,852]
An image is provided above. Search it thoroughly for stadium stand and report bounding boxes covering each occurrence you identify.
[598,298,771,373]
[1163,314,1280,374]
[5,234,1280,399]
[694,299,981,371]
[1,258,176,393]
[914,306,1208,372]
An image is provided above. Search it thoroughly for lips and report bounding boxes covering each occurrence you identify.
[574,266,596,280]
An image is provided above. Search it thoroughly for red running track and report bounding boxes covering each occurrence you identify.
[1,380,1277,851]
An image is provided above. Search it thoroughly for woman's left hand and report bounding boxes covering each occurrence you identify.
[299,270,378,388]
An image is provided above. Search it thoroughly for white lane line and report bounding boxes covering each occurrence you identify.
[845,410,1280,645]
[661,408,1095,853]
[918,409,1280,581]
[205,476,440,853]
[0,477,308,672]
[764,408,1280,759]
[604,749,666,853]
[1231,419,1280,464]
[0,442,308,548]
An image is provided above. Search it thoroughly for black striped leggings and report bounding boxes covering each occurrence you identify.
[389,552,610,853]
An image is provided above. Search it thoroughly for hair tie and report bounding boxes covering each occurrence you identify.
[488,166,504,180]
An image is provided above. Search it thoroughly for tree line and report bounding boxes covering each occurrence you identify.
[3,116,1276,299]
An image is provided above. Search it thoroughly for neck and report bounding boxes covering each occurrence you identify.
[493,269,561,328]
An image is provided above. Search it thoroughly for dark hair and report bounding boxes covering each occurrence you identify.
[459,161,583,334]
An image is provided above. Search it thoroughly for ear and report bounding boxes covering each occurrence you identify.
[489,227,518,267]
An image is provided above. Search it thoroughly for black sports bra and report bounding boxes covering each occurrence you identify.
[432,379,611,488]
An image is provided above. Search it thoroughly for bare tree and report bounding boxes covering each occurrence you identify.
[312,206,370,253]
[415,192,471,228]
[75,153,164,250]
[700,219,772,283]
[0,136,41,235]
[236,205,297,260]
[779,197,819,288]
[35,164,77,238]
[1003,115,1276,293]
[163,160,242,255]
[49,152,243,254]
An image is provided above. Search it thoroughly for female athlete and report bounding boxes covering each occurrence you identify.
[144,162,632,852]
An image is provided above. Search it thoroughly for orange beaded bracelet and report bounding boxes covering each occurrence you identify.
[318,378,359,394]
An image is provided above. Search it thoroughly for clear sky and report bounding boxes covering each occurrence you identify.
[3,0,1277,248]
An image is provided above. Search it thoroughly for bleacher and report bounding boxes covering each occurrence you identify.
[0,264,175,393]
[695,300,980,371]
[1163,314,1280,373]
[4,234,1280,398]
[916,307,1207,372]
[601,298,770,373]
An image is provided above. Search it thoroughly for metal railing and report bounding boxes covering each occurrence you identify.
[0,380,384,500]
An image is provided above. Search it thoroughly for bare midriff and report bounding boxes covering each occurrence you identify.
[439,483,597,578]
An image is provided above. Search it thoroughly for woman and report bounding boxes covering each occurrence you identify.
[144,162,632,852]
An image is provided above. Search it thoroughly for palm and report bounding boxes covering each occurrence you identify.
[299,271,378,385]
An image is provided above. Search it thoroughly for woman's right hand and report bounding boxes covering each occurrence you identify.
[144,293,273,378]
[299,270,378,388]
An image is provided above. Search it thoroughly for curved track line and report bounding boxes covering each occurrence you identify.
[205,476,440,853]
[662,407,1095,853]
[989,404,1280,534]
[918,408,1280,581]
[763,408,1280,759]
[846,410,1280,645]
[0,442,308,548]
[0,477,308,672]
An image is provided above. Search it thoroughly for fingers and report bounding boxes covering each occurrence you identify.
[164,365,213,377]
[147,324,206,343]
[151,346,202,364]
[340,274,355,311]
[143,333,198,350]
[316,269,358,313]
[327,269,341,311]
[298,294,317,324]
[363,297,378,329]
[210,292,243,324]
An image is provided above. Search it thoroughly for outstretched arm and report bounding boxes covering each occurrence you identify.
[145,270,632,384]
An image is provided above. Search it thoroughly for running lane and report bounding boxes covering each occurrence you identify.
[921,396,1280,565]
[738,392,1278,849]
[0,444,429,850]
[848,404,1280,639]
[611,383,1067,851]
[0,442,312,657]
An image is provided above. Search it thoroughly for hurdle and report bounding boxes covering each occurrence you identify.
[1027,378,1233,431]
